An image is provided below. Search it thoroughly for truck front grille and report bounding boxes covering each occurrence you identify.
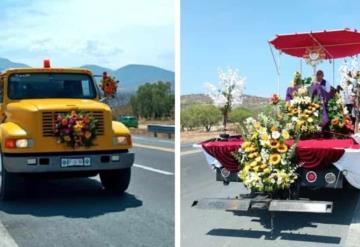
[42,111,105,137]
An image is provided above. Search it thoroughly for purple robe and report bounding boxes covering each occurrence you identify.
[310,83,330,126]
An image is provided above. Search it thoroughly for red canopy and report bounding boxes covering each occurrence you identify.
[269,28,360,59]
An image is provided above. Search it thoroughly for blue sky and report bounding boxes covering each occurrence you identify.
[181,0,360,97]
[0,0,174,70]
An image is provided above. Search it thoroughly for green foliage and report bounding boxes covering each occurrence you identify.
[181,104,222,131]
[130,81,174,119]
[228,107,253,123]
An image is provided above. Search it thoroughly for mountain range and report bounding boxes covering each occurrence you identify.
[0,57,174,93]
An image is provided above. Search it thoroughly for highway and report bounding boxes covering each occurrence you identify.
[181,144,360,247]
[0,135,174,247]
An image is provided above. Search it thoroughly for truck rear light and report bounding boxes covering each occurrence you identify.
[306,171,317,183]
[27,159,37,165]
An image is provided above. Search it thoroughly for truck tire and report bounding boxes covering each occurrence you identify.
[0,154,18,200]
[100,168,131,194]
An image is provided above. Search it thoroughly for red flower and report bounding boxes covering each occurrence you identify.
[270,94,280,105]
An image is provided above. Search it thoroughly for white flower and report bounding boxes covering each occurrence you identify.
[307,117,313,123]
[313,111,319,117]
[272,131,281,139]
[291,116,298,122]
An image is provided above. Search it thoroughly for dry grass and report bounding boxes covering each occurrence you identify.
[181,123,240,144]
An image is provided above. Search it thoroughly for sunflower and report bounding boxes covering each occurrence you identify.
[277,143,288,153]
[269,153,281,165]
[269,139,279,149]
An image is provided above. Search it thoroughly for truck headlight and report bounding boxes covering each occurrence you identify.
[113,135,131,146]
[5,138,32,148]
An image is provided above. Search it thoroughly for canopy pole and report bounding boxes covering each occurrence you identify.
[300,58,302,75]
[332,58,335,86]
[277,52,281,95]
[269,43,281,96]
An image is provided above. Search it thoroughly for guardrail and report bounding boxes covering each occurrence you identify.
[147,124,175,139]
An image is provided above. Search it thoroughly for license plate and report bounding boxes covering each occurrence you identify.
[61,157,91,168]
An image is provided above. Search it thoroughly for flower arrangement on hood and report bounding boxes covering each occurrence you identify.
[328,92,353,134]
[54,111,97,148]
[233,114,298,193]
[284,87,322,137]
[99,72,118,98]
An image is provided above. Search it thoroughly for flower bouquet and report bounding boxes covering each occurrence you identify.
[284,87,322,139]
[233,114,298,193]
[99,72,118,98]
[328,92,353,135]
[54,111,98,148]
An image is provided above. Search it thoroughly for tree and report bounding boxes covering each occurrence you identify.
[131,81,174,119]
[229,107,253,123]
[205,68,245,131]
[181,104,221,132]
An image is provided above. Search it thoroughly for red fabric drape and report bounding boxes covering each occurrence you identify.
[201,138,360,172]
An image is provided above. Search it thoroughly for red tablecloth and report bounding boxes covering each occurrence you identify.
[201,138,360,172]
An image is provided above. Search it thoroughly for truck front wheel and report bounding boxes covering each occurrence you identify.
[100,168,131,194]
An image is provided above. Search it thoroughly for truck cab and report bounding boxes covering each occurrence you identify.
[0,61,134,200]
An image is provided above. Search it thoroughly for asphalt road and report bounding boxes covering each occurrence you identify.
[0,135,174,247]
[181,144,360,247]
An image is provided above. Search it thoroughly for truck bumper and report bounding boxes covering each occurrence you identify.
[2,151,134,173]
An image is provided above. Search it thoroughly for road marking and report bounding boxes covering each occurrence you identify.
[134,163,174,176]
[132,136,174,144]
[344,192,360,247]
[181,149,202,156]
[0,221,18,247]
[133,143,174,153]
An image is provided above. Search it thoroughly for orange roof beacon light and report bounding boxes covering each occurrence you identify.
[43,59,51,68]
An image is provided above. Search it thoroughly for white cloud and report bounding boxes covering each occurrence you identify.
[0,0,174,70]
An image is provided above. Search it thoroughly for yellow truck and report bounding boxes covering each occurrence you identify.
[0,61,134,200]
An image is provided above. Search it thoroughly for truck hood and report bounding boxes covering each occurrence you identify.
[6,99,111,112]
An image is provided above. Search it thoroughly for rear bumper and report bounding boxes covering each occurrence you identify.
[2,151,134,173]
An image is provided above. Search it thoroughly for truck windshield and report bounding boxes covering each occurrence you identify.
[8,73,97,99]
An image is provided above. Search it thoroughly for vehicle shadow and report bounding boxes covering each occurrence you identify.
[0,176,143,218]
[207,188,359,244]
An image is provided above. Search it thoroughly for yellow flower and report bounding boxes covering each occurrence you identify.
[260,163,268,170]
[269,153,281,165]
[250,161,258,167]
[64,135,71,142]
[277,143,288,153]
[282,130,290,140]
[74,121,83,132]
[307,117,313,123]
[269,139,279,149]
[255,156,262,163]
[241,141,251,149]
[260,133,269,141]
[248,152,259,159]
[254,122,261,129]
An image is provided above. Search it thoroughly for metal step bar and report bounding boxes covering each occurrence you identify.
[192,196,333,213]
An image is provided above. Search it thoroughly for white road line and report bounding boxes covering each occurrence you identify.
[134,163,174,176]
[344,192,360,247]
[181,149,202,156]
[133,143,174,153]
[0,221,18,247]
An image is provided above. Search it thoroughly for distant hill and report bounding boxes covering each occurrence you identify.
[0,58,174,93]
[181,93,269,109]
[0,57,29,71]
